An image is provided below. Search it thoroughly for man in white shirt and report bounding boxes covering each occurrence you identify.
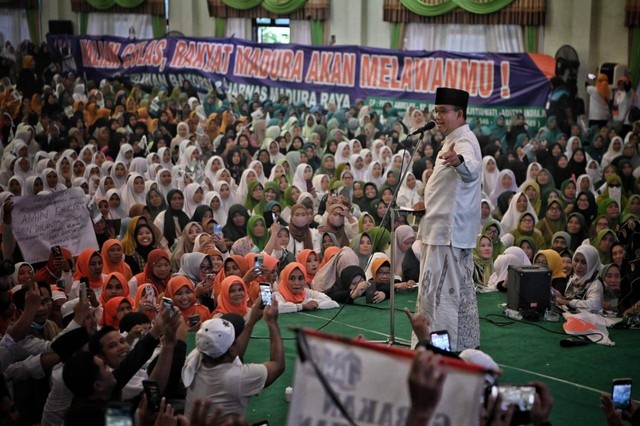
[415,87,481,352]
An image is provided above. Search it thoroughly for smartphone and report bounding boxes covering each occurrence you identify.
[142,380,161,414]
[263,210,275,228]
[365,284,377,304]
[51,245,63,258]
[79,279,88,302]
[105,406,132,426]
[213,224,223,238]
[188,314,201,327]
[259,283,272,306]
[162,297,174,317]
[255,255,263,276]
[612,378,632,410]
[495,385,536,412]
[429,330,451,352]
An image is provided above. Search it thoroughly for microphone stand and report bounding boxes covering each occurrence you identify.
[378,128,429,347]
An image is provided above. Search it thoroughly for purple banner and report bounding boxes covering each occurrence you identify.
[48,34,552,126]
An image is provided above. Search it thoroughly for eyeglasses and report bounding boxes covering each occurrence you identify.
[609,184,621,188]
[534,260,548,267]
[548,206,561,211]
[200,264,213,272]
[434,107,459,115]
[41,297,53,305]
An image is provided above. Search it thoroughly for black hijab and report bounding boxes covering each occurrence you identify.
[222,204,250,242]
[163,189,190,248]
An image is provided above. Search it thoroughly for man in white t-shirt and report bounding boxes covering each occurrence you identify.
[182,301,284,419]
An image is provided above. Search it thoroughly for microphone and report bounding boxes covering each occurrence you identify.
[407,121,437,137]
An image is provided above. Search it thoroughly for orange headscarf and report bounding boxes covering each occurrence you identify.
[213,255,249,299]
[101,296,134,330]
[596,73,611,104]
[135,249,171,294]
[278,262,306,304]
[165,276,211,323]
[370,257,390,281]
[320,246,340,267]
[101,239,133,280]
[213,276,248,317]
[134,283,159,321]
[73,249,104,289]
[244,253,279,304]
[99,272,130,305]
[296,249,318,285]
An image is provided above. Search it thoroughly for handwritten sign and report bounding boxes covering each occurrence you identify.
[288,330,486,426]
[12,188,98,263]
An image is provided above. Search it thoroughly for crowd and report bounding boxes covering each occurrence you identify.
[0,38,638,425]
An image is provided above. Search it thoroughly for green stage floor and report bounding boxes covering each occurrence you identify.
[188,291,640,425]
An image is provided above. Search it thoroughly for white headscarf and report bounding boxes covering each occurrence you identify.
[500,192,538,234]
[489,169,518,205]
[481,156,500,197]
[183,182,204,218]
[120,173,147,212]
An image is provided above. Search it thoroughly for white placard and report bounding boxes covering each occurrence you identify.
[12,188,99,263]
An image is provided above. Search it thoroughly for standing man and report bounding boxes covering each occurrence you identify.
[415,87,481,352]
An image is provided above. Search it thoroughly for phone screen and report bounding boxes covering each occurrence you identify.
[430,331,451,352]
[497,386,536,411]
[142,381,161,413]
[105,407,132,426]
[612,380,632,409]
[162,297,174,316]
[255,256,263,275]
[259,284,272,306]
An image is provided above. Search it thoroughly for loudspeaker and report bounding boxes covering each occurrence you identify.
[49,20,74,36]
[507,265,551,313]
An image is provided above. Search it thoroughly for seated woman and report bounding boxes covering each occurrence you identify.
[488,254,522,292]
[101,296,134,331]
[311,247,360,292]
[296,249,319,286]
[481,220,505,261]
[211,255,250,299]
[553,245,603,312]
[99,272,130,307]
[165,275,211,329]
[473,234,494,290]
[178,252,215,312]
[600,263,621,314]
[507,212,546,251]
[274,263,339,313]
[128,249,172,295]
[70,249,106,301]
[101,239,133,281]
[366,257,393,304]
[134,283,159,321]
[212,276,251,322]
[591,228,618,264]
[124,222,159,276]
[515,236,537,263]
[350,232,373,270]
[324,264,371,304]
[533,249,568,294]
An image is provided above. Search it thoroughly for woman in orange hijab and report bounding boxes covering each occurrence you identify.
[165,275,211,329]
[101,239,133,281]
[244,253,279,304]
[296,249,319,286]
[134,283,159,321]
[212,255,249,299]
[99,272,130,306]
[130,249,172,295]
[102,296,134,330]
[72,249,105,299]
[212,276,250,321]
[273,262,338,314]
[320,246,340,268]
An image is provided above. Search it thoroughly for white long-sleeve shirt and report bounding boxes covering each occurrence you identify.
[421,124,481,249]
[273,289,339,313]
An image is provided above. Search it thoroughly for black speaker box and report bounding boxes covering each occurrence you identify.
[507,265,551,313]
[49,20,74,36]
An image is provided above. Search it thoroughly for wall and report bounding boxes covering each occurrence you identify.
[36,0,629,70]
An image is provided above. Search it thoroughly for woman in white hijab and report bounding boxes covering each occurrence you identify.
[157,147,174,170]
[110,160,129,190]
[155,168,173,199]
[334,141,351,166]
[105,188,128,219]
[236,168,258,202]
[12,157,33,181]
[120,173,147,212]
[129,157,149,177]
[601,136,623,169]
[489,169,518,205]
[349,154,367,181]
[365,160,384,188]
[554,245,603,312]
[183,182,204,218]
[391,225,416,278]
[204,191,227,226]
[292,163,313,194]
[41,168,67,192]
[248,160,268,185]
[576,174,597,197]
[481,156,500,198]
[500,191,538,234]
[397,172,422,209]
[213,180,236,212]
[115,143,134,168]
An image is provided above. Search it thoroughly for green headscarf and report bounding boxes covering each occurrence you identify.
[481,220,505,260]
[473,234,494,286]
[591,228,617,264]
[368,226,391,252]
[247,215,269,251]
[264,181,283,205]
[358,212,375,233]
[244,181,266,215]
